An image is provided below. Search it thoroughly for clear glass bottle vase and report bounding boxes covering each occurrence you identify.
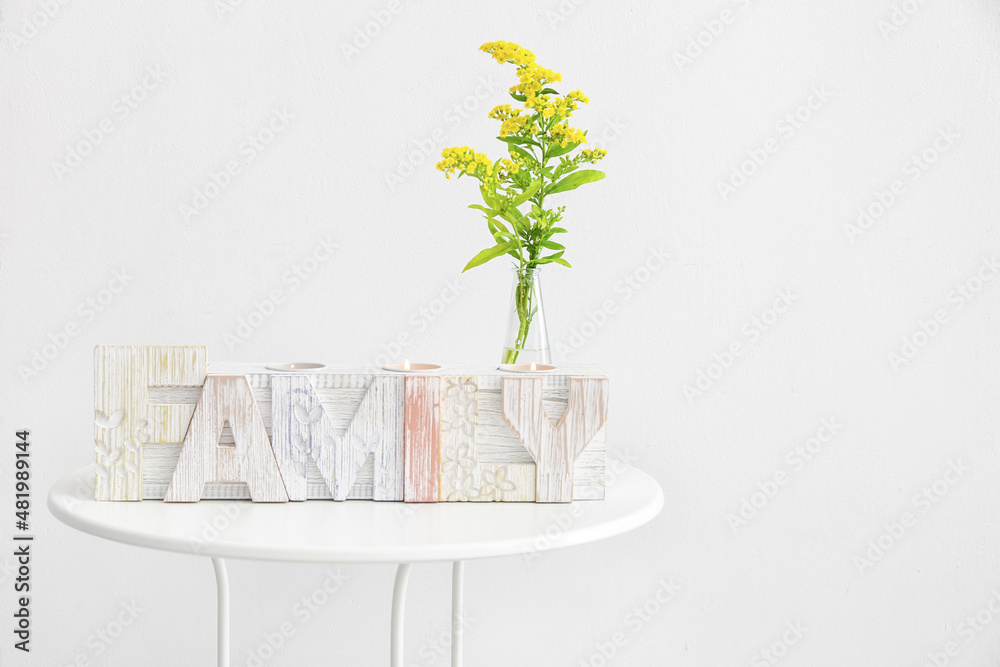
[501,266,551,365]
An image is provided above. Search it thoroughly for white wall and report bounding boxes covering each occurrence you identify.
[2,0,999,665]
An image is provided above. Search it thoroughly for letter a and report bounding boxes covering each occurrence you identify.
[165,375,288,502]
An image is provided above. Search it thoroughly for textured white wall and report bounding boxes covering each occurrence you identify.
[2,0,999,665]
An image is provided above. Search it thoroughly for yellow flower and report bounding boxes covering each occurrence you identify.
[488,105,530,137]
[499,116,521,136]
[436,146,493,179]
[513,64,561,109]
[480,41,536,67]
[499,158,521,178]
[488,104,519,121]
[482,41,565,114]
[580,148,607,163]
[548,123,587,148]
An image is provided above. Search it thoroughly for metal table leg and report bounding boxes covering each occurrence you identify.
[452,561,464,667]
[391,563,412,667]
[212,557,230,667]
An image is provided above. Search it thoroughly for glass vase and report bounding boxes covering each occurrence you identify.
[501,266,551,365]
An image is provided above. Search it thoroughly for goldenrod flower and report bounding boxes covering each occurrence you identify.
[436,146,494,179]
[489,104,519,121]
[480,41,536,67]
[548,123,587,148]
[501,115,531,137]
[496,157,522,181]
[440,42,608,292]
[579,148,607,163]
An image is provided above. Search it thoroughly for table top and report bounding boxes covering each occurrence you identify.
[48,465,663,563]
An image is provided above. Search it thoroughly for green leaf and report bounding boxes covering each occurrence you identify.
[547,169,606,195]
[539,240,565,251]
[546,141,579,159]
[497,136,540,148]
[487,219,513,244]
[510,92,527,102]
[488,216,511,234]
[498,206,525,230]
[534,254,572,268]
[511,179,542,207]
[480,185,501,209]
[507,144,538,166]
[468,204,499,217]
[549,227,568,234]
[540,88,559,95]
[463,243,515,273]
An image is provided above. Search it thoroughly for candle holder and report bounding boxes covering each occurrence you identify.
[498,363,558,373]
[265,363,326,372]
[93,346,608,504]
[382,361,442,373]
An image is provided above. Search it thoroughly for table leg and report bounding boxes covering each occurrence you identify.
[212,557,230,667]
[391,563,412,667]
[452,561,464,667]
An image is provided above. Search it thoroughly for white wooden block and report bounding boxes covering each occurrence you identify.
[270,374,336,501]
[115,362,608,502]
[467,378,605,500]
[353,376,404,501]
[141,374,402,501]
[269,373,406,501]
[439,376,535,502]
[164,375,288,503]
[502,377,609,502]
[439,376,478,501]
[94,345,206,501]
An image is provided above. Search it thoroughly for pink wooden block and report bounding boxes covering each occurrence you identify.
[404,376,440,503]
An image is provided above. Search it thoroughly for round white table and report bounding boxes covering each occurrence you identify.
[48,463,662,666]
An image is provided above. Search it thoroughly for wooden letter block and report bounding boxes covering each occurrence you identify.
[164,375,288,503]
[439,376,534,502]
[270,374,338,501]
[94,345,206,501]
[502,377,609,502]
[439,376,479,501]
[333,376,404,501]
[404,376,440,503]
[101,358,609,503]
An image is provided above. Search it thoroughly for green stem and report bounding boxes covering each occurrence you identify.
[503,268,537,364]
[528,117,550,266]
[502,110,554,364]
